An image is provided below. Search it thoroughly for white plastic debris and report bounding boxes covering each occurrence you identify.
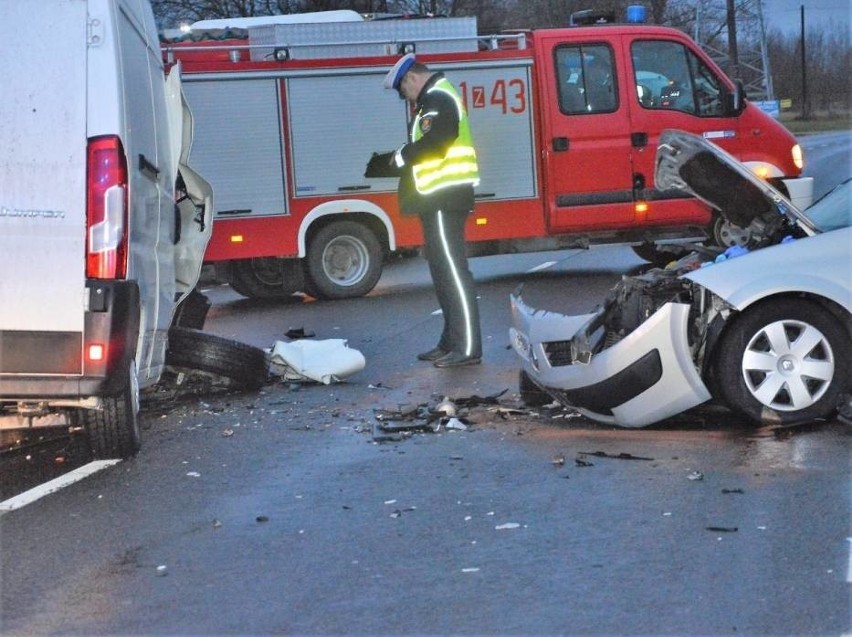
[444,418,468,431]
[435,397,457,416]
[267,339,365,384]
[495,522,521,530]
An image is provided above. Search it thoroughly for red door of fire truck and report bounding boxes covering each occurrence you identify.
[622,34,733,230]
[536,34,636,233]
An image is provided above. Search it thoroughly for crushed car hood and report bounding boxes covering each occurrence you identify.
[655,130,817,236]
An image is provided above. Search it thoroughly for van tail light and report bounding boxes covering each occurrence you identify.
[86,136,129,279]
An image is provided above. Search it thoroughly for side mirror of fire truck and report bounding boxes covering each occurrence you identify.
[724,79,746,117]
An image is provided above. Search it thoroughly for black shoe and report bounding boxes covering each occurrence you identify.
[417,346,449,362]
[433,351,482,368]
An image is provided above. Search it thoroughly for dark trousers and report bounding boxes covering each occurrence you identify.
[419,208,482,358]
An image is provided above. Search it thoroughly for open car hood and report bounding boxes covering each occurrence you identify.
[655,130,817,235]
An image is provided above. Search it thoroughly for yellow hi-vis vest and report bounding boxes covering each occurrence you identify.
[411,78,480,195]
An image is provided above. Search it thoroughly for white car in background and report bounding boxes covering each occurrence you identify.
[511,129,851,427]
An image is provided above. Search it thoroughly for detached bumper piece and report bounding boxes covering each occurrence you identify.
[510,294,711,427]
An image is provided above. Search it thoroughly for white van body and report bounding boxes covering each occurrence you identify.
[0,0,213,458]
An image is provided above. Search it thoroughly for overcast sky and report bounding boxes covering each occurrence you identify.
[761,0,851,34]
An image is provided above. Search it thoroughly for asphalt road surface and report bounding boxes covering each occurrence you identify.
[2,241,850,636]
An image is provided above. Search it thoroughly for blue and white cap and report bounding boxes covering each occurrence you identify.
[383,53,416,90]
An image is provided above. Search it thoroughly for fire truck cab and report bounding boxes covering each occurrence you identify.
[163,10,811,300]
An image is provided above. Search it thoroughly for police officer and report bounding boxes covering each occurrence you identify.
[383,53,482,368]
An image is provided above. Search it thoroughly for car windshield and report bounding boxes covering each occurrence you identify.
[802,180,852,232]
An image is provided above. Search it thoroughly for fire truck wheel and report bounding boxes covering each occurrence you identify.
[710,215,753,249]
[305,220,382,300]
[228,257,304,300]
[631,242,685,267]
[165,327,268,391]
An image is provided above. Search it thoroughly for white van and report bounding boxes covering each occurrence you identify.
[0,0,213,458]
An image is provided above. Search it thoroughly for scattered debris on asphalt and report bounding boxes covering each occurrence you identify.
[687,470,705,481]
[706,526,738,533]
[578,450,654,461]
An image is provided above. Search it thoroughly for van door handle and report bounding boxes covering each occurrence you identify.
[138,154,160,182]
[552,137,569,152]
[631,132,648,148]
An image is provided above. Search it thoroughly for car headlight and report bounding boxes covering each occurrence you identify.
[509,327,530,360]
[792,143,804,171]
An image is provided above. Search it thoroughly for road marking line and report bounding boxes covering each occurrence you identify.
[0,460,120,512]
[847,537,852,584]
[527,260,556,273]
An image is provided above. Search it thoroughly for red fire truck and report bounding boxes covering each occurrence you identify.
[163,10,812,300]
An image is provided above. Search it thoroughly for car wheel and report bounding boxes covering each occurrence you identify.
[79,360,141,459]
[228,257,304,300]
[166,327,268,390]
[713,299,851,425]
[305,221,382,300]
[519,370,552,408]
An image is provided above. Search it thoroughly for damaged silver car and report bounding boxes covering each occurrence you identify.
[510,129,851,427]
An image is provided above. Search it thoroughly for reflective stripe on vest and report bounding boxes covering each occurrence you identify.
[411,78,480,195]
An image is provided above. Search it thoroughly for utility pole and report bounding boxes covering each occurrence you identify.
[695,0,774,101]
[726,0,740,80]
[800,5,808,118]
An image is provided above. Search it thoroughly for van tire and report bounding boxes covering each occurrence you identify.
[80,361,141,459]
[172,290,211,330]
[304,221,382,300]
[166,327,268,390]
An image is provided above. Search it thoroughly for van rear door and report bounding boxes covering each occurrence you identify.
[0,1,88,375]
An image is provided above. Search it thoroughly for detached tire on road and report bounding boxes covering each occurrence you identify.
[166,327,268,390]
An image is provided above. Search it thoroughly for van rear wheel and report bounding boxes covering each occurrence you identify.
[166,327,268,390]
[80,360,141,459]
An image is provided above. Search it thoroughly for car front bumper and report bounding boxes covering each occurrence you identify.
[510,294,712,427]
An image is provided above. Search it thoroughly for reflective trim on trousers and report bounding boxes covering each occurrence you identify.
[436,209,474,357]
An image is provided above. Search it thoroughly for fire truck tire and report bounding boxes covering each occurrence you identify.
[305,220,382,300]
[166,327,268,390]
[631,243,683,267]
[78,360,141,459]
[228,257,304,300]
